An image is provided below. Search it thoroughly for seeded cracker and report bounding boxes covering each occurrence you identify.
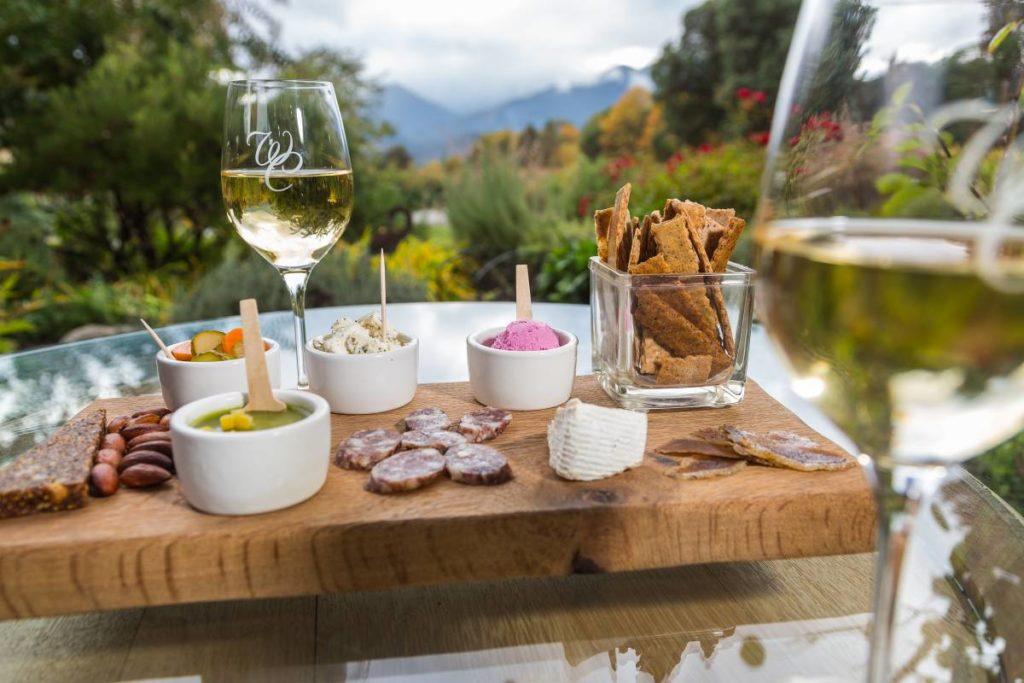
[594,207,613,263]
[605,183,632,270]
[710,217,747,272]
[655,354,713,385]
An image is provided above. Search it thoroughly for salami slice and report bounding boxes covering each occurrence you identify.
[444,443,512,485]
[400,429,467,453]
[366,448,446,494]
[403,406,452,432]
[335,428,402,470]
[456,408,512,443]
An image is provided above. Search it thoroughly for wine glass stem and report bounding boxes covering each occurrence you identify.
[282,269,311,389]
[866,462,946,683]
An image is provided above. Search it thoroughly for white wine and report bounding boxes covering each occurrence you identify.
[221,168,354,270]
[757,219,1024,466]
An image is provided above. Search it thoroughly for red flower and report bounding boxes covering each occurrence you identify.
[748,131,770,146]
[577,196,591,218]
[697,142,716,154]
[736,87,752,100]
[751,90,767,104]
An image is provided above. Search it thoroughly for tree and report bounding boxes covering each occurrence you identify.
[598,87,655,156]
[0,0,380,273]
[651,1,725,145]
[652,0,801,144]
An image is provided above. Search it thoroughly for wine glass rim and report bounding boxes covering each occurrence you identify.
[228,79,334,90]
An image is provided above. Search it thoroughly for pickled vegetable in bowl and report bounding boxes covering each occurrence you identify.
[170,328,271,362]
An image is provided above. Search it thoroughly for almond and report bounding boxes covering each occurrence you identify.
[126,430,172,450]
[128,440,172,458]
[120,463,172,488]
[102,433,126,453]
[132,407,172,419]
[90,464,119,497]
[96,448,123,468]
[107,416,129,434]
[121,423,165,442]
[118,451,174,474]
[126,413,161,427]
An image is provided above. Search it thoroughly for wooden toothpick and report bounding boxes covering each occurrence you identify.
[239,299,286,412]
[515,264,532,321]
[140,319,173,359]
[379,248,388,338]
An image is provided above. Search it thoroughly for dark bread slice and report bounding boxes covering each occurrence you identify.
[0,410,105,518]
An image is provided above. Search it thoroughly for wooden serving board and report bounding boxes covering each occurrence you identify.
[0,377,875,620]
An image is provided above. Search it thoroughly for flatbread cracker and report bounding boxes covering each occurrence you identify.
[606,183,632,270]
[664,456,746,480]
[655,354,712,385]
[651,216,699,273]
[636,335,671,375]
[634,290,730,371]
[619,216,638,271]
[723,426,854,471]
[656,437,741,459]
[594,208,613,263]
[710,217,746,272]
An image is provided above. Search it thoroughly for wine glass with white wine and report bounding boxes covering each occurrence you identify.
[756,0,1024,680]
[221,79,354,388]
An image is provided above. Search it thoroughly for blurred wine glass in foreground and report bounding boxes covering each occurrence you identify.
[221,79,354,388]
[754,0,1024,680]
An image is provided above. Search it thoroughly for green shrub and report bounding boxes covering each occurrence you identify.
[446,153,542,259]
[966,433,1024,514]
[535,238,597,304]
[175,241,427,320]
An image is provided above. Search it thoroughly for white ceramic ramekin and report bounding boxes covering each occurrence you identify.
[169,389,330,515]
[304,336,419,414]
[466,327,578,411]
[156,339,281,411]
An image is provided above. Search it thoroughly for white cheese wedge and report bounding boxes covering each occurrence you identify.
[547,399,647,481]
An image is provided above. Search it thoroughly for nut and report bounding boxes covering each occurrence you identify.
[120,463,172,488]
[118,450,174,474]
[96,448,123,468]
[121,423,165,442]
[128,439,172,459]
[126,430,172,450]
[132,407,172,418]
[90,464,119,497]
[159,413,172,428]
[107,416,129,434]
[126,413,161,427]
[101,433,126,453]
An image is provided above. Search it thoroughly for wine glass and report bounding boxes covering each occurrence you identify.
[755,1,1024,680]
[221,80,354,388]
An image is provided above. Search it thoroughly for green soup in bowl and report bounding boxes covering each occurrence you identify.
[192,405,311,432]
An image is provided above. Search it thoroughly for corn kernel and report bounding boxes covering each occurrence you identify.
[233,412,254,430]
[219,414,235,431]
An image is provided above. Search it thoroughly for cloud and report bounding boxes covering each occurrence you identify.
[269,0,695,111]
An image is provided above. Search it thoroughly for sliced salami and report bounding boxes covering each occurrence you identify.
[335,428,402,470]
[456,408,512,443]
[366,448,446,494]
[403,406,452,432]
[444,443,512,485]
[400,429,467,453]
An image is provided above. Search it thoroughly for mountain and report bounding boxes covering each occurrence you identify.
[371,66,653,161]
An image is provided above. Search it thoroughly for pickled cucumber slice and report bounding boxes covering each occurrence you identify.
[191,330,225,355]
[192,351,229,362]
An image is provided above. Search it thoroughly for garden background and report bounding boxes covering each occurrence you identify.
[1,0,1021,510]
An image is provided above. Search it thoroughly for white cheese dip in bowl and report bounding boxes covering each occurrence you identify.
[304,312,419,414]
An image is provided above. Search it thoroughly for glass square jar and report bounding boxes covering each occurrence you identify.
[589,257,755,410]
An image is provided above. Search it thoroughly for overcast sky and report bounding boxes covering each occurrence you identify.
[269,0,695,112]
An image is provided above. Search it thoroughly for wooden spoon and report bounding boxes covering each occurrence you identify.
[379,248,388,339]
[140,318,174,359]
[239,299,286,412]
[515,263,532,321]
